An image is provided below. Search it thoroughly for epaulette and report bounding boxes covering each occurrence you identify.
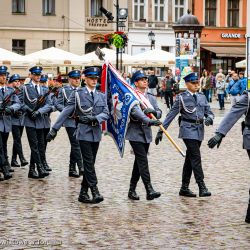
[197,92,204,95]
[77,88,84,92]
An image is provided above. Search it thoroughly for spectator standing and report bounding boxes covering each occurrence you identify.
[226,73,240,106]
[147,70,158,96]
[162,74,176,109]
[200,70,211,102]
[216,75,226,110]
[215,68,225,81]
[209,71,216,101]
[238,71,247,94]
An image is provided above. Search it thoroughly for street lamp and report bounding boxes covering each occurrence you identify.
[148,31,155,50]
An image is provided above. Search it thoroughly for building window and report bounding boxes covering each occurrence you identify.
[154,0,165,21]
[43,40,56,49]
[12,0,25,13]
[91,0,103,17]
[228,0,239,27]
[43,0,55,15]
[12,40,25,55]
[134,0,146,21]
[174,0,185,22]
[205,0,216,26]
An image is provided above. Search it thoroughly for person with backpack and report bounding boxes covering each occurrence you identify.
[163,73,176,110]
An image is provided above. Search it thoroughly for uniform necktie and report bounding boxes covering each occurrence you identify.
[35,85,39,95]
[90,91,94,101]
[193,94,197,103]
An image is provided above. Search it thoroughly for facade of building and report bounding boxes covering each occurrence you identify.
[193,0,247,72]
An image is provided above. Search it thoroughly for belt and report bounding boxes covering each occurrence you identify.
[130,120,147,126]
[181,117,204,124]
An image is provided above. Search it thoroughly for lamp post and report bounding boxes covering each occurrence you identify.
[148,31,155,50]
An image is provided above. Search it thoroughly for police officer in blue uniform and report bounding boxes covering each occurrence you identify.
[0,66,21,180]
[19,66,51,179]
[208,91,250,223]
[126,70,162,200]
[155,72,214,197]
[9,74,28,168]
[47,67,109,203]
[55,70,84,178]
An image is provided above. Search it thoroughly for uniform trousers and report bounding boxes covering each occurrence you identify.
[182,139,204,184]
[12,125,25,159]
[79,140,99,188]
[129,141,151,186]
[0,132,9,166]
[26,127,45,166]
[65,127,82,165]
[246,150,250,214]
[43,127,50,152]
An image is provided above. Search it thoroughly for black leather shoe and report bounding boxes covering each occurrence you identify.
[11,159,20,167]
[1,165,12,180]
[198,181,211,197]
[43,161,52,172]
[145,183,161,200]
[179,183,197,197]
[20,157,28,167]
[90,186,104,203]
[28,165,39,179]
[78,187,91,203]
[246,203,250,223]
[37,164,49,178]
[0,173,4,181]
[128,189,140,200]
[69,164,80,178]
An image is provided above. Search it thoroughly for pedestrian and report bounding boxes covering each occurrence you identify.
[0,66,21,181]
[18,66,51,179]
[47,67,109,204]
[55,70,84,178]
[163,73,175,110]
[238,71,247,94]
[208,91,250,223]
[215,68,225,82]
[9,74,28,168]
[127,70,162,200]
[226,72,240,106]
[155,71,214,197]
[209,71,216,101]
[147,70,158,96]
[216,75,226,110]
[200,70,211,102]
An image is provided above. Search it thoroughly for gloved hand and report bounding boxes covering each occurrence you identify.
[204,116,213,126]
[14,110,23,117]
[4,107,13,115]
[31,111,40,119]
[26,106,33,115]
[207,132,224,148]
[144,108,157,117]
[148,119,162,127]
[78,115,98,125]
[155,131,163,145]
[46,128,58,142]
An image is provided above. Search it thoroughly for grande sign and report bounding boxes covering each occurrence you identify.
[221,33,241,38]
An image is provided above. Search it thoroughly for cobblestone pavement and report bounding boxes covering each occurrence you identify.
[0,97,250,249]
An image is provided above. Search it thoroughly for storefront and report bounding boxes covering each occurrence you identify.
[200,28,246,73]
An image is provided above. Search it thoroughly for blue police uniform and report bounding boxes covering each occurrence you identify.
[48,67,109,203]
[55,70,83,177]
[157,72,214,197]
[8,74,28,167]
[18,66,52,178]
[0,66,21,180]
[126,70,162,200]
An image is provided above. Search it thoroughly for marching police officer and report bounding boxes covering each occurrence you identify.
[126,70,162,201]
[47,67,109,203]
[19,66,51,179]
[208,91,250,223]
[0,66,21,180]
[9,74,28,168]
[155,72,214,197]
[55,70,84,177]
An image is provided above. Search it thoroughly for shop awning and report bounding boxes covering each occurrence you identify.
[202,46,246,57]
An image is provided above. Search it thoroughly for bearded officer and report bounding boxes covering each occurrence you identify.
[208,91,250,223]
[19,66,51,179]
[47,67,109,204]
[126,70,162,201]
[9,74,28,168]
[0,66,21,180]
[55,70,84,178]
[155,72,214,197]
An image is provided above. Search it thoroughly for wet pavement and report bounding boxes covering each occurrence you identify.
[0,97,250,249]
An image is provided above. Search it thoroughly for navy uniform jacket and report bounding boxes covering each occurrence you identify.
[19,82,52,129]
[53,87,109,142]
[162,91,214,141]
[41,85,53,129]
[55,85,77,128]
[0,86,21,133]
[125,93,162,143]
[216,92,250,149]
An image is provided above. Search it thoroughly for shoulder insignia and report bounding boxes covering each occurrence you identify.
[197,92,204,95]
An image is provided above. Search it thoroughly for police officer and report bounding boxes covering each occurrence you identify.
[155,72,214,197]
[19,66,51,179]
[208,92,250,223]
[9,74,28,168]
[0,66,21,180]
[126,70,162,200]
[47,67,109,203]
[55,70,84,177]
